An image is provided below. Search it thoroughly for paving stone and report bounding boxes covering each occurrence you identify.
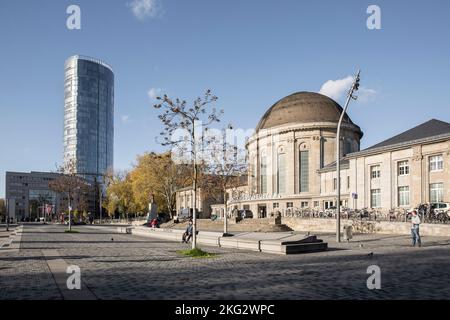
[0,224,449,299]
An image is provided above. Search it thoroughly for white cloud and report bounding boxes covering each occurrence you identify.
[357,87,377,103]
[121,115,131,123]
[319,76,354,101]
[319,76,377,103]
[148,87,163,101]
[128,0,160,20]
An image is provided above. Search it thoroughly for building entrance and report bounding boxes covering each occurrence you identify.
[258,204,267,218]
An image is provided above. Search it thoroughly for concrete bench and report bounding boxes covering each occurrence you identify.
[116,227,133,234]
[219,237,261,251]
[129,227,328,255]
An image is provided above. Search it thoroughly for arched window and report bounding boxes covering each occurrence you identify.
[277,147,286,194]
[299,144,309,192]
[344,138,353,156]
[260,150,267,194]
[252,156,258,194]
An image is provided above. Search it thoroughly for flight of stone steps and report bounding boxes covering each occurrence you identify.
[160,218,293,232]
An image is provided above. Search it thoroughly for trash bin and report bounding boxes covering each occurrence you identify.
[343,225,353,242]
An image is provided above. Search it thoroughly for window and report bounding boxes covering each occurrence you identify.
[398,161,409,176]
[344,139,353,155]
[301,201,309,208]
[371,165,381,179]
[324,201,334,209]
[333,178,337,190]
[313,201,319,208]
[371,189,381,208]
[429,155,443,171]
[273,203,279,209]
[250,157,258,194]
[398,186,410,206]
[286,202,293,208]
[430,183,444,202]
[260,154,267,194]
[299,151,309,192]
[277,152,286,194]
[347,176,350,189]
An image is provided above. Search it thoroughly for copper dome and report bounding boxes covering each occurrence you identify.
[256,91,356,132]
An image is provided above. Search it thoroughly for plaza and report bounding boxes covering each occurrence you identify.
[1,223,449,300]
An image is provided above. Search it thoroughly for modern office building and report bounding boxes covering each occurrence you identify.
[63,55,114,181]
[5,171,61,221]
[5,171,94,221]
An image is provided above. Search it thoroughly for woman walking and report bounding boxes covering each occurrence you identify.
[411,210,422,247]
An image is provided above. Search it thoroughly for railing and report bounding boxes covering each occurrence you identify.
[274,207,449,224]
[91,216,146,225]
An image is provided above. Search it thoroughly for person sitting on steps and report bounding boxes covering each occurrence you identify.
[182,219,194,243]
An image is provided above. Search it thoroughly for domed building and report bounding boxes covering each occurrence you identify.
[195,91,450,221]
[230,91,363,217]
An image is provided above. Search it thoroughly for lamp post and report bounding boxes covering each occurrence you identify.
[68,192,72,231]
[223,128,228,237]
[336,70,360,243]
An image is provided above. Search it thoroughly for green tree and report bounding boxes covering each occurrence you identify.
[130,152,191,219]
[0,199,6,221]
[104,171,137,220]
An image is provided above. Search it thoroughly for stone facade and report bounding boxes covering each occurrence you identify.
[346,138,450,211]
[176,91,450,218]
[227,92,362,217]
[175,187,222,219]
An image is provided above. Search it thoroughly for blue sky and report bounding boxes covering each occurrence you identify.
[1,0,450,198]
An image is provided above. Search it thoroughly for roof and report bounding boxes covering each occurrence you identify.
[317,159,350,173]
[366,119,450,150]
[66,55,114,72]
[255,91,356,132]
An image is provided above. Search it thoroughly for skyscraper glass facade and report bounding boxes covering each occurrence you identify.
[63,56,114,180]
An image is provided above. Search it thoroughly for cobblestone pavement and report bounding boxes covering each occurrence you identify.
[0,224,449,300]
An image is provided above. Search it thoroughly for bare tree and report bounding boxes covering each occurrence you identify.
[49,159,89,230]
[201,126,248,235]
[153,89,222,249]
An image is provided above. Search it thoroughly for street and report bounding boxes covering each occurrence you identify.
[0,224,449,300]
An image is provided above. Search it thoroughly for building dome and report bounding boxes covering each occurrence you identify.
[255,91,355,132]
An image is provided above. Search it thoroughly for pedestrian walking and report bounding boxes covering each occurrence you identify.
[411,210,422,247]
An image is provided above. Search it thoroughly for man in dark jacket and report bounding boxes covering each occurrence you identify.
[182,219,194,243]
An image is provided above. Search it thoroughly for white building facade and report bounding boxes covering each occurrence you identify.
[176,91,450,218]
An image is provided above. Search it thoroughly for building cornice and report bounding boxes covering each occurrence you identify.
[246,121,363,148]
[347,133,450,159]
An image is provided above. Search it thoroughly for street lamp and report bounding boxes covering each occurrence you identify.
[67,186,81,231]
[336,70,360,243]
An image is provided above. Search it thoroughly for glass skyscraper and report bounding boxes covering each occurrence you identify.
[63,55,114,180]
